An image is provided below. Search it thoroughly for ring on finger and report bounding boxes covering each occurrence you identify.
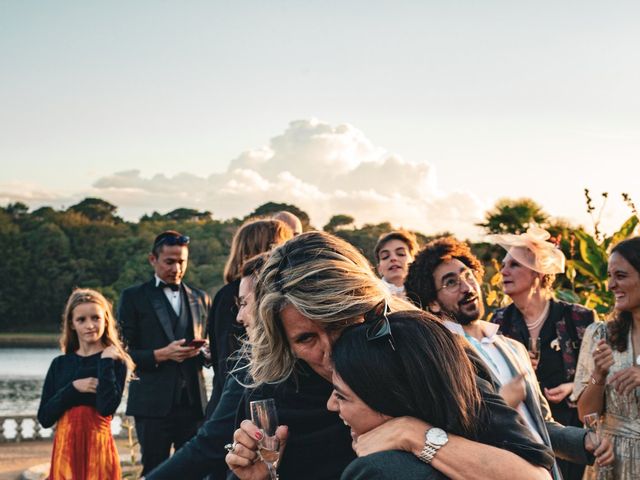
[224,442,237,453]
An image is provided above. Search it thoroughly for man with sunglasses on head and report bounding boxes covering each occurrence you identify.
[118,230,212,475]
[404,236,614,480]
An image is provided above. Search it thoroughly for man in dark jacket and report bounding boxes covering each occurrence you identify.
[118,230,211,475]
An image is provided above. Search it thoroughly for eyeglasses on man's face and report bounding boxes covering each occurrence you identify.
[437,268,478,293]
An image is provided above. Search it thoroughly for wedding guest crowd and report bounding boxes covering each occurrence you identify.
[37,213,639,480]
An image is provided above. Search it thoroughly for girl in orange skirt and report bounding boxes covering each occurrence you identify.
[38,289,134,480]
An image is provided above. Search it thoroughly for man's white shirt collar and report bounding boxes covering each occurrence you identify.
[443,319,500,344]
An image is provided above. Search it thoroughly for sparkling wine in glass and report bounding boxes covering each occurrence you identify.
[528,337,541,362]
[583,413,613,474]
[250,398,280,480]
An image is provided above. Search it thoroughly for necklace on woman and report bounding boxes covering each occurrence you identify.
[525,300,550,333]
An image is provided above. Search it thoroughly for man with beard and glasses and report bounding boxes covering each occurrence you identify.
[405,237,614,480]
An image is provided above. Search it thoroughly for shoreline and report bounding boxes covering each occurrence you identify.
[0,334,59,349]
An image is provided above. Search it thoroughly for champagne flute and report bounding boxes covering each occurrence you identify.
[583,413,613,474]
[250,398,280,480]
[528,337,541,362]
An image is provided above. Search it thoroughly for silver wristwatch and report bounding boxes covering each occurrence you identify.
[417,427,448,464]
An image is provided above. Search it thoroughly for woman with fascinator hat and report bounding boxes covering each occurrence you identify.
[489,226,597,480]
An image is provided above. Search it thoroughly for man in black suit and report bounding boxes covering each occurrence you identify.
[118,230,212,475]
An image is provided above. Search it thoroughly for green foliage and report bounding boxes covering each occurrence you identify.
[477,198,549,235]
[559,215,638,315]
[0,199,237,332]
[323,214,355,233]
[67,197,122,223]
[246,202,311,230]
[1,193,637,332]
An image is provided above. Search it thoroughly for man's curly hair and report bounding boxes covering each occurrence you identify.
[405,237,484,310]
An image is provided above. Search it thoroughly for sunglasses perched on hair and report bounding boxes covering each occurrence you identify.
[364,300,396,351]
[154,235,190,250]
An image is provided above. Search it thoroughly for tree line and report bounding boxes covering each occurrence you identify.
[0,194,636,332]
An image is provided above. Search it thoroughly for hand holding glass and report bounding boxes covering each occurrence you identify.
[583,413,613,474]
[250,398,280,480]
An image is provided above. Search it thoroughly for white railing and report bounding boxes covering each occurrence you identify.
[0,413,135,443]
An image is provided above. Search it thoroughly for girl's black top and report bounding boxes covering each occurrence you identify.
[38,351,127,428]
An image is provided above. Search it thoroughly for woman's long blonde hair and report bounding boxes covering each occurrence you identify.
[223,219,294,284]
[249,231,415,385]
[60,288,135,372]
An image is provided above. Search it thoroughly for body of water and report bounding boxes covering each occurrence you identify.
[0,348,59,416]
[0,348,214,417]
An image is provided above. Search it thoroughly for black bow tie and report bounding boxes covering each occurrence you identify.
[158,281,180,292]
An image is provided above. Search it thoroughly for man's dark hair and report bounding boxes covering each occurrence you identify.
[405,237,484,309]
[151,230,190,257]
[333,310,483,438]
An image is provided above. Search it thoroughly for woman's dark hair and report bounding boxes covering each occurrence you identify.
[332,310,483,438]
[608,236,640,352]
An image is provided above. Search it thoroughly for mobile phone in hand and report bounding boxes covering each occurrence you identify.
[186,339,206,348]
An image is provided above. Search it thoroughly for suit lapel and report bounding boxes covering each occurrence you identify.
[146,282,175,342]
[182,283,208,415]
[492,337,548,438]
[184,284,204,340]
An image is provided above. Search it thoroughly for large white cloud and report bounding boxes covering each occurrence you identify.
[4,119,487,238]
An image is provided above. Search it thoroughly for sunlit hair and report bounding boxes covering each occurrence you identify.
[607,236,640,352]
[374,230,418,263]
[60,288,134,372]
[405,236,484,309]
[223,219,294,284]
[333,311,483,438]
[249,231,415,385]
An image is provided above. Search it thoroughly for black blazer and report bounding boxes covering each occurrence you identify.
[206,279,242,416]
[118,279,211,418]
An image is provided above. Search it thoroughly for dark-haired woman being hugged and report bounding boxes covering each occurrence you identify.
[572,236,640,479]
[38,289,133,480]
[329,311,553,480]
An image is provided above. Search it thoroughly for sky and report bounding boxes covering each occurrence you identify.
[1,1,639,239]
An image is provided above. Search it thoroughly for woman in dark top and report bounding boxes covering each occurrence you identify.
[207,218,293,414]
[38,288,132,480]
[226,232,553,480]
[488,226,596,480]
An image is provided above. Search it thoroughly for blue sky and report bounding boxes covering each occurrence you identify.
[1,1,639,238]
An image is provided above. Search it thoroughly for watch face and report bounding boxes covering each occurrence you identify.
[427,427,448,446]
